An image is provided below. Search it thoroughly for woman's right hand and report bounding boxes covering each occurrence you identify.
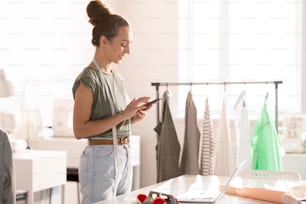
[122,97,150,119]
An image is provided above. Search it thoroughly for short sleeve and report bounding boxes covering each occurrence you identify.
[72,68,100,98]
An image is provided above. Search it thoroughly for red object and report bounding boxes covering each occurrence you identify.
[152,197,165,204]
[137,194,148,203]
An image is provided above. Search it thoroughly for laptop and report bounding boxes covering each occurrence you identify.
[177,160,246,203]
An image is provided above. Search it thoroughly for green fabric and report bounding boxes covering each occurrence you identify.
[251,101,282,171]
[72,67,130,138]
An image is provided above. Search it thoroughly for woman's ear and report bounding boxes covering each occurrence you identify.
[99,35,108,47]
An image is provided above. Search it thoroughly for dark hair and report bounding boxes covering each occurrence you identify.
[86,0,129,46]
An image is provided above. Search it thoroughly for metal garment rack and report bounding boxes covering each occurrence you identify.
[151,80,283,133]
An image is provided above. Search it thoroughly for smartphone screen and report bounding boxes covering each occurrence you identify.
[145,98,160,106]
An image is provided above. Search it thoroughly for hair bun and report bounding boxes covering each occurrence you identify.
[87,0,111,26]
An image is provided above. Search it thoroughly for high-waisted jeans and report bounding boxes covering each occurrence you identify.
[79,144,132,204]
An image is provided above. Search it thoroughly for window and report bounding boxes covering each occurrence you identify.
[0,1,92,127]
[178,0,303,121]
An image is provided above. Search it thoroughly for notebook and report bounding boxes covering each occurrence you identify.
[177,160,246,203]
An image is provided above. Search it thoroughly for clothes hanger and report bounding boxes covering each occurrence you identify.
[264,82,269,103]
[234,90,246,111]
[164,83,173,98]
[265,92,269,101]
[222,82,227,102]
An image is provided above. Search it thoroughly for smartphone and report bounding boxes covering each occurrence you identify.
[144,98,161,107]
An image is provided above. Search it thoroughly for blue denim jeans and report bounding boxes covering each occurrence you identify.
[79,144,132,204]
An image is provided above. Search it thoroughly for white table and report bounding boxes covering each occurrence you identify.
[94,175,281,204]
[29,135,141,189]
[13,150,66,204]
[28,135,141,204]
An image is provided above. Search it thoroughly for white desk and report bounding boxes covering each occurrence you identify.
[94,175,279,204]
[28,135,141,204]
[13,150,66,204]
[29,135,141,188]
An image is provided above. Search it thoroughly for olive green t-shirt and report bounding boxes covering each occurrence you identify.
[72,67,131,139]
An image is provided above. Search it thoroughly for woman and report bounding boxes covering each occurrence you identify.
[72,0,152,203]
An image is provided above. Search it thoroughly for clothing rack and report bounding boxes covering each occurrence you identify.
[151,80,283,133]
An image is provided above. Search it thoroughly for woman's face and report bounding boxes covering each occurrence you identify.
[106,26,133,64]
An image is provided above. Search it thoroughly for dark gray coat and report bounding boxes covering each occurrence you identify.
[0,129,15,204]
[155,94,181,182]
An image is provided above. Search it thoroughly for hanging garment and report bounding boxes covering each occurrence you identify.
[214,98,235,176]
[0,129,16,204]
[154,92,181,182]
[233,91,252,169]
[251,96,282,171]
[199,97,215,176]
[180,91,200,175]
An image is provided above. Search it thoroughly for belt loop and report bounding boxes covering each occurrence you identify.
[119,137,128,145]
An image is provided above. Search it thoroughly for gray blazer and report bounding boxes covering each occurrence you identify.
[0,129,16,204]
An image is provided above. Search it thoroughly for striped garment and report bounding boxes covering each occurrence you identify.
[199,97,215,176]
